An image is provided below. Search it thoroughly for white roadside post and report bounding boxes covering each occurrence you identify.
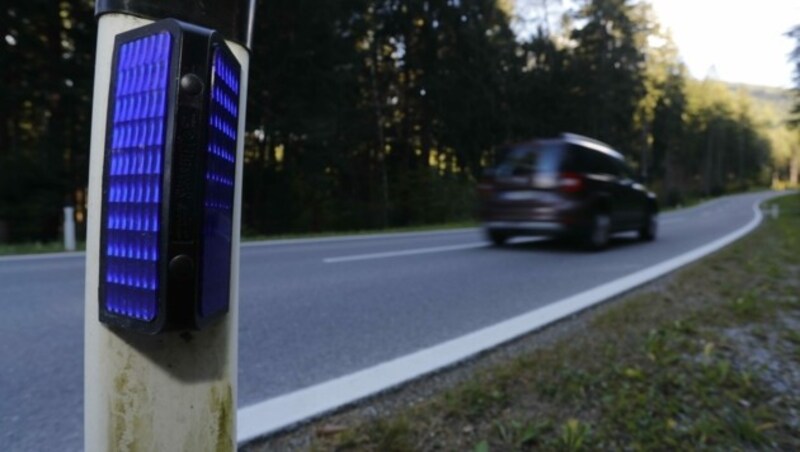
[84,2,254,450]
[64,206,76,251]
[771,203,780,220]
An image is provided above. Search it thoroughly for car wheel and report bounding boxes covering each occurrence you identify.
[487,230,509,246]
[585,212,610,250]
[639,210,657,241]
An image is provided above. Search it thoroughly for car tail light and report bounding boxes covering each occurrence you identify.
[477,173,495,196]
[559,172,584,193]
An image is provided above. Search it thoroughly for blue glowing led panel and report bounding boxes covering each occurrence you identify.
[200,48,240,318]
[103,32,172,321]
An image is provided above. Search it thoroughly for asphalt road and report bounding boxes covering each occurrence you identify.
[0,191,779,451]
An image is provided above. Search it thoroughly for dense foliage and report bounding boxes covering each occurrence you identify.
[0,0,796,241]
[1,0,94,241]
[790,24,800,126]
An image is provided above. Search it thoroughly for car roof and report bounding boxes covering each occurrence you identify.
[560,133,624,160]
[505,133,624,161]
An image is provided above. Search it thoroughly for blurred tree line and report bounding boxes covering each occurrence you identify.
[1,0,94,241]
[784,22,800,185]
[0,0,797,242]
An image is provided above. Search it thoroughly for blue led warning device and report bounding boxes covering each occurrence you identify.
[99,19,241,334]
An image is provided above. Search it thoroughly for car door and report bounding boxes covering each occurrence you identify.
[572,147,620,224]
[613,159,648,228]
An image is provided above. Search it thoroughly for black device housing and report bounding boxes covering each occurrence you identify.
[99,19,240,334]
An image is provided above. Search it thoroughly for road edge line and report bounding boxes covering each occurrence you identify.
[237,196,773,444]
[323,242,488,263]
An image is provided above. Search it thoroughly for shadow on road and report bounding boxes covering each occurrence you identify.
[491,234,645,254]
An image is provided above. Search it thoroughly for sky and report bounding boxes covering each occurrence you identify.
[649,0,798,88]
[515,0,799,88]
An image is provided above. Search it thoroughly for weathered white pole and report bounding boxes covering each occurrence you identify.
[63,206,76,251]
[84,4,253,450]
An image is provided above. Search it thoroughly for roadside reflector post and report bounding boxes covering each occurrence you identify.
[84,2,254,450]
[64,206,76,251]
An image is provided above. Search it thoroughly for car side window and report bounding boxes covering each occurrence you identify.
[615,159,636,181]
[496,147,535,177]
[563,145,579,172]
[570,145,604,175]
[593,153,618,177]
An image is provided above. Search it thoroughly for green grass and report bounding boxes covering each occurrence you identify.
[251,193,800,451]
[0,241,84,256]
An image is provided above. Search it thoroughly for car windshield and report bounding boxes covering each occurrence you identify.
[496,143,563,177]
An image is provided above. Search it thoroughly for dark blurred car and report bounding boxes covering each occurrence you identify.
[477,133,658,249]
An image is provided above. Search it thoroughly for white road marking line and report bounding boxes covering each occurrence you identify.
[238,195,782,445]
[323,242,488,263]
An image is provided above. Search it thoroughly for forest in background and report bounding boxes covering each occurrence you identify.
[1,0,799,242]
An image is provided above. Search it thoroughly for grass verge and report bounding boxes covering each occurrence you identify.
[247,193,800,451]
[0,241,85,256]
